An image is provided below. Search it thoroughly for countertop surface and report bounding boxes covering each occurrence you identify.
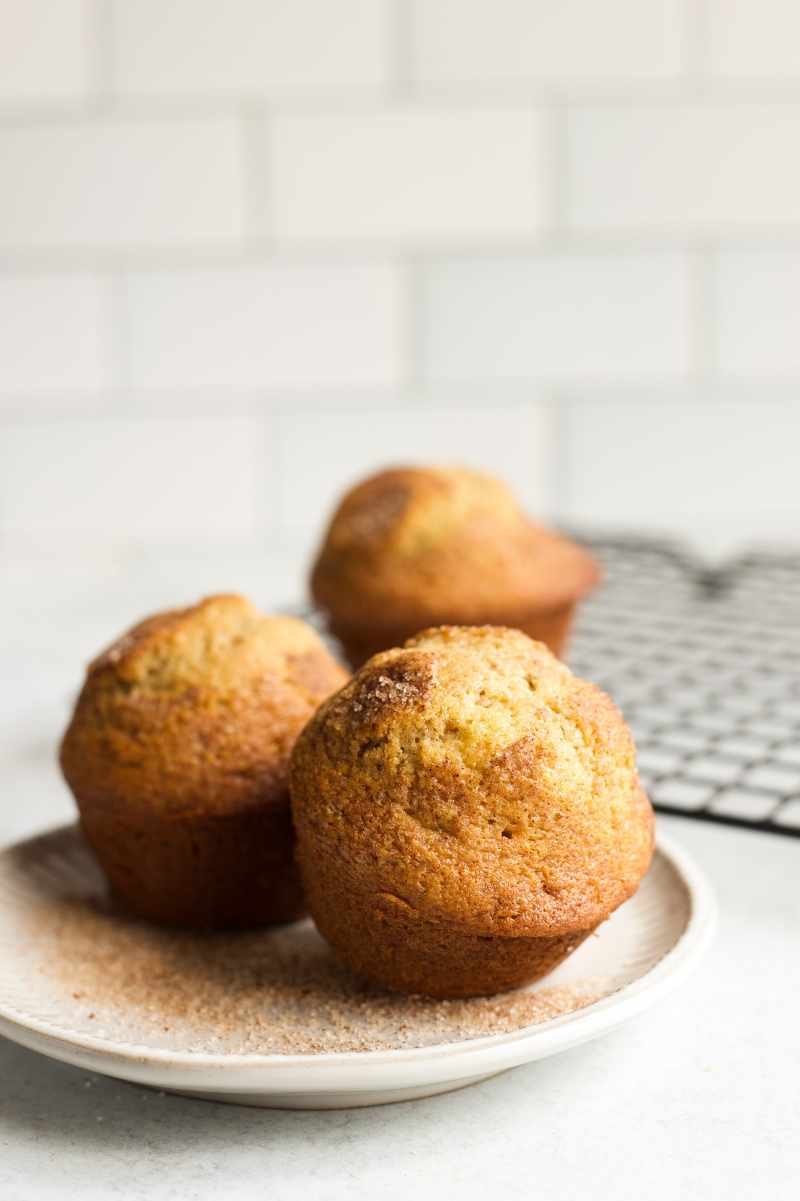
[1,578,798,1201]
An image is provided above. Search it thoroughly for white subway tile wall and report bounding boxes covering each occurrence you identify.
[714,251,800,376]
[0,118,246,250]
[270,108,548,245]
[0,0,92,104]
[421,251,691,383]
[0,0,798,581]
[567,104,800,233]
[121,264,404,390]
[0,275,109,393]
[411,0,685,86]
[562,398,800,547]
[0,419,263,540]
[111,0,393,98]
[707,0,800,80]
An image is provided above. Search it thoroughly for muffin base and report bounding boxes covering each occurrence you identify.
[331,601,576,670]
[79,800,304,930]
[304,875,593,999]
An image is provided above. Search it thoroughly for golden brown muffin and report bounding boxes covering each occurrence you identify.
[60,594,348,929]
[311,466,600,667]
[291,625,653,998]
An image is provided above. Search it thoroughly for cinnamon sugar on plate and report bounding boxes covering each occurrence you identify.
[10,827,613,1056]
[20,893,610,1055]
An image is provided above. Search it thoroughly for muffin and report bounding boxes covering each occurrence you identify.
[60,594,347,929]
[291,625,653,998]
[311,466,600,668]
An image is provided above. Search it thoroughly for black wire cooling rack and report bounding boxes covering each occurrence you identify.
[301,535,800,839]
[568,536,800,838]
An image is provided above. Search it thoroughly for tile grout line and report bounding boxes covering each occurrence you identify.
[9,230,800,275]
[6,376,800,426]
[7,83,800,128]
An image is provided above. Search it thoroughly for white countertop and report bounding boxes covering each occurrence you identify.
[1,575,798,1200]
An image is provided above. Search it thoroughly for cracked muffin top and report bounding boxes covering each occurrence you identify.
[310,466,600,630]
[290,625,653,939]
[61,594,348,819]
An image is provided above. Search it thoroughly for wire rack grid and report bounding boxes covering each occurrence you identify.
[569,537,800,838]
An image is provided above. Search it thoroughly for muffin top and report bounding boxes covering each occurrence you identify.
[291,626,653,939]
[61,594,348,818]
[311,466,599,630]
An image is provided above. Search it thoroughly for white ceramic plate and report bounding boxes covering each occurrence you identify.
[0,825,714,1109]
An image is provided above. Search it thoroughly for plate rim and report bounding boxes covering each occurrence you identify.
[0,828,716,1083]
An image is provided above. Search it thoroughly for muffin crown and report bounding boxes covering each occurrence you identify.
[321,466,520,557]
[291,626,653,939]
[61,594,348,818]
[89,593,331,694]
[311,466,599,629]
